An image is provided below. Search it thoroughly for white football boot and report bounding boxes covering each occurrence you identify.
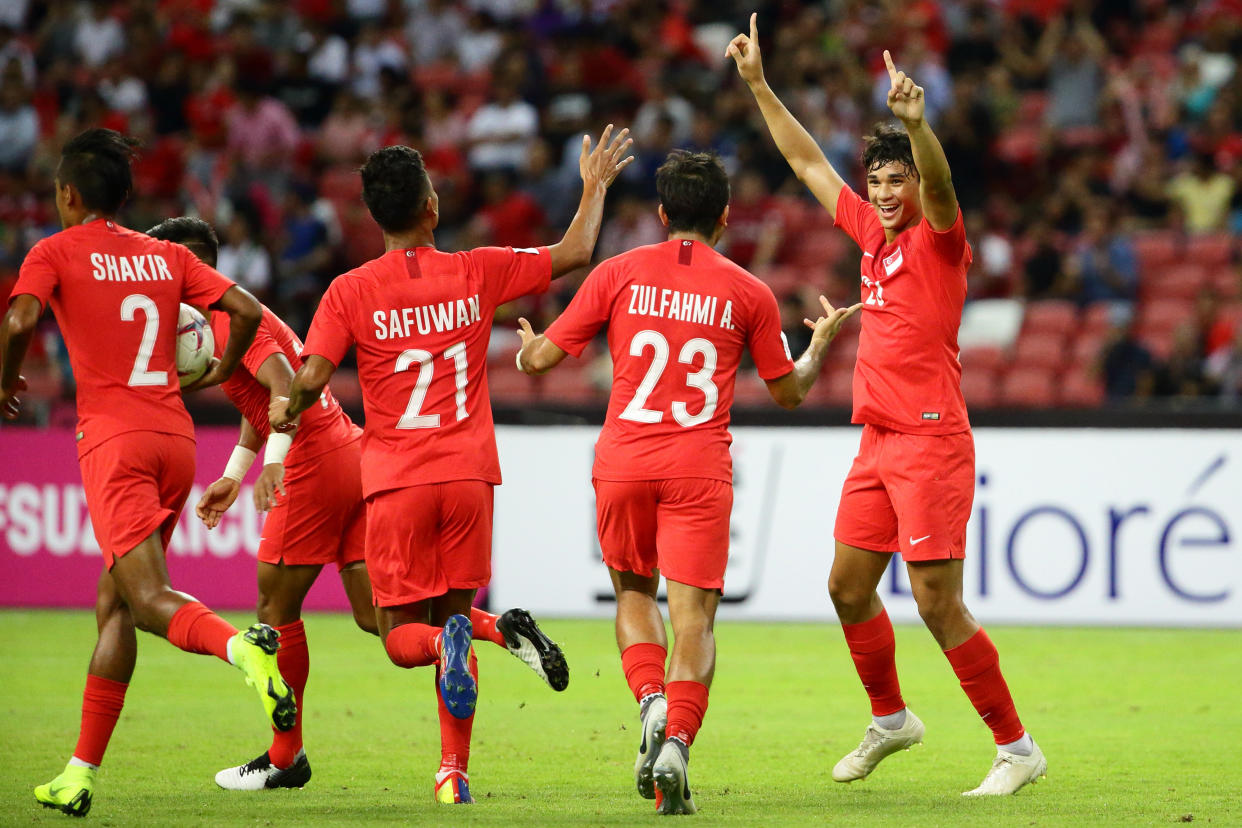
[963,738,1046,796]
[653,738,697,815]
[832,709,925,782]
[496,608,569,691]
[634,693,668,799]
[214,749,311,790]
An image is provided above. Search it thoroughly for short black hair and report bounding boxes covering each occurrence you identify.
[57,128,141,214]
[862,123,917,178]
[655,150,730,238]
[146,216,219,267]
[360,145,431,233]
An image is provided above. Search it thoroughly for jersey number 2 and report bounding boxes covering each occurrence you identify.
[121,294,168,387]
[395,342,468,429]
[618,330,718,427]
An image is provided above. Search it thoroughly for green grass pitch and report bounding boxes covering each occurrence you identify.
[1,610,1236,826]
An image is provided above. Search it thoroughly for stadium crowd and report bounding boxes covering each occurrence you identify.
[1,0,1241,418]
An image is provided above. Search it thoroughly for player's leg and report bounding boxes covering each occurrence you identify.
[469,604,569,692]
[905,560,1044,794]
[215,562,323,790]
[340,563,380,636]
[830,428,924,782]
[35,570,134,817]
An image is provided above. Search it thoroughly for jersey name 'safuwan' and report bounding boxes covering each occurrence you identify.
[89,252,174,282]
[627,285,735,330]
[372,293,482,340]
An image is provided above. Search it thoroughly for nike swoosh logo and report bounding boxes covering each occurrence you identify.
[909,535,931,546]
[863,252,875,258]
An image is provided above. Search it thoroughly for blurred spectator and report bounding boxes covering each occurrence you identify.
[351,23,406,100]
[302,21,350,87]
[1102,321,1155,400]
[1021,220,1067,300]
[0,24,35,84]
[779,295,813,358]
[275,49,335,128]
[0,74,37,174]
[1043,15,1107,130]
[317,91,373,165]
[597,193,664,262]
[225,86,300,176]
[216,212,273,298]
[73,0,125,69]
[1153,322,1212,398]
[456,11,503,73]
[520,138,578,229]
[1166,153,1236,233]
[466,79,538,173]
[474,172,546,249]
[405,0,466,67]
[721,170,782,271]
[1067,204,1138,306]
[633,77,693,147]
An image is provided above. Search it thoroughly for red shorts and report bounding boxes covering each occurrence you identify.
[593,477,733,591]
[79,431,196,569]
[258,439,366,571]
[364,480,493,607]
[834,425,975,561]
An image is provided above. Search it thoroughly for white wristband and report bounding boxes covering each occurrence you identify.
[222,446,257,482]
[264,431,293,466]
[515,347,525,373]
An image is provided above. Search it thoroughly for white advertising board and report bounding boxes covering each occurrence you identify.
[491,427,1242,627]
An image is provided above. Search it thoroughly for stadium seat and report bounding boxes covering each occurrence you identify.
[487,369,540,404]
[1187,233,1235,268]
[1011,330,1067,370]
[826,333,860,370]
[1021,299,1078,336]
[1070,330,1110,366]
[959,367,999,408]
[1081,301,1122,334]
[1210,268,1240,300]
[998,367,1057,408]
[1132,231,1182,272]
[1136,297,1194,335]
[1058,368,1104,407]
[958,345,1006,374]
[733,371,775,407]
[807,365,853,407]
[1144,262,1208,301]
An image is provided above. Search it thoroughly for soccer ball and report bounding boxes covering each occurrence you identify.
[176,304,215,388]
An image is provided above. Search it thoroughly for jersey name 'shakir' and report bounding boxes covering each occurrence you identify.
[89,253,174,282]
[372,294,483,340]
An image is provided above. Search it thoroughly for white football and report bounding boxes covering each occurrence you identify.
[176,304,215,388]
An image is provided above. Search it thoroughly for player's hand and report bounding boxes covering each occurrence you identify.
[253,463,286,512]
[579,124,634,193]
[181,357,224,393]
[804,297,863,347]
[726,13,765,87]
[0,375,27,420]
[884,50,925,126]
[269,395,298,432]
[515,317,539,374]
[196,477,240,529]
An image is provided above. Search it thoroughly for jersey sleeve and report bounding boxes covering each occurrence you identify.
[921,209,971,267]
[240,314,285,377]
[301,279,355,366]
[12,237,58,309]
[178,244,236,307]
[746,282,796,380]
[544,265,614,358]
[833,186,881,251]
[471,246,552,306]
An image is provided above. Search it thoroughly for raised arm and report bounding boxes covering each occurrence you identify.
[883,50,958,231]
[547,125,634,278]
[765,297,861,409]
[729,13,846,217]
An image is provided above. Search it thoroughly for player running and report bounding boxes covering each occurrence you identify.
[730,15,1046,795]
[0,128,291,818]
[269,126,632,804]
[147,216,572,792]
[515,150,860,815]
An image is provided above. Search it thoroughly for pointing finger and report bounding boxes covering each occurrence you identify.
[749,11,757,41]
[883,49,897,81]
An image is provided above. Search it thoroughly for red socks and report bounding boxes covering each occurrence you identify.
[166,601,236,662]
[665,681,709,747]
[469,608,506,647]
[841,608,905,717]
[437,651,479,772]
[72,674,127,767]
[268,621,308,769]
[944,628,1025,745]
[621,643,666,702]
[384,622,442,668]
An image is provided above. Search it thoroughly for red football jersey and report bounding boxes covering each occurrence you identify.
[834,186,972,434]
[209,305,360,468]
[545,239,794,484]
[301,245,551,497]
[12,218,235,456]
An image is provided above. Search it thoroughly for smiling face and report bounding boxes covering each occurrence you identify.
[866,161,922,239]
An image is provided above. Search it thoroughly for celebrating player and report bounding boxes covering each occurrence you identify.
[148,216,571,792]
[515,150,860,814]
[269,126,632,804]
[730,15,1046,795]
[0,128,292,818]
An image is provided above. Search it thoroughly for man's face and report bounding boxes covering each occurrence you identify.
[866,161,922,235]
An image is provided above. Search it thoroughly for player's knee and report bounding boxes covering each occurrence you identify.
[913,590,964,629]
[353,606,380,636]
[827,575,869,613]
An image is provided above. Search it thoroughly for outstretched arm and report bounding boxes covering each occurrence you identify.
[547,125,634,278]
[729,13,846,217]
[765,297,862,409]
[883,50,958,231]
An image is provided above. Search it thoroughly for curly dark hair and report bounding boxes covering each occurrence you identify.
[862,123,917,178]
[146,216,219,267]
[57,128,141,214]
[360,145,432,233]
[655,150,730,238]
